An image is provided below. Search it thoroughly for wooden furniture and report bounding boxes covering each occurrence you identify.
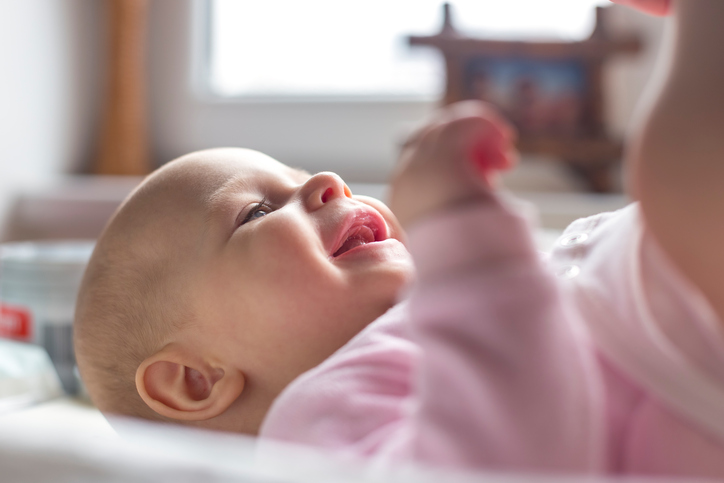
[95,0,151,176]
[409,4,641,192]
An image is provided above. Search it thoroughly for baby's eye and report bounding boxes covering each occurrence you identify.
[249,207,269,220]
[239,199,273,226]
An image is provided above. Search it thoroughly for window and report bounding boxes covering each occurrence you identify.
[208,0,610,99]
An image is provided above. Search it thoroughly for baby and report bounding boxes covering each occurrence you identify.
[75,0,724,478]
[74,147,417,434]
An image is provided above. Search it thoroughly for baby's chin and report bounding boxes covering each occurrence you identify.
[361,250,415,305]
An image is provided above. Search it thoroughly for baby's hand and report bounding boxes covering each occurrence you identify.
[610,0,670,16]
[389,101,517,230]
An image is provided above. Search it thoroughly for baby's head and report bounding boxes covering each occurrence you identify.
[74,148,413,434]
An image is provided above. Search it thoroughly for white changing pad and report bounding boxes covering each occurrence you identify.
[0,397,707,483]
[0,399,527,483]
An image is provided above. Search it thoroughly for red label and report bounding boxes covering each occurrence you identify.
[0,304,33,341]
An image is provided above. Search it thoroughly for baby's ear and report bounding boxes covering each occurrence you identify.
[135,343,245,421]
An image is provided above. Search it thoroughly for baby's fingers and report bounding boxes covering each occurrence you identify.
[465,117,517,176]
[610,0,671,16]
[439,106,517,186]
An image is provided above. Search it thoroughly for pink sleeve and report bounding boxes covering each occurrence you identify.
[404,201,603,472]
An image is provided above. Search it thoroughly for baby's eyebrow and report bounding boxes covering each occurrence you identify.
[204,175,253,234]
[204,167,310,228]
[207,175,251,208]
[208,167,309,207]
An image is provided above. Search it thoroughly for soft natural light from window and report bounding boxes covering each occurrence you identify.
[208,0,611,98]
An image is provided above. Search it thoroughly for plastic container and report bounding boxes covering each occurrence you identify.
[0,241,95,394]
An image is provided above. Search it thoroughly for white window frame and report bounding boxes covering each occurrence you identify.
[148,0,436,183]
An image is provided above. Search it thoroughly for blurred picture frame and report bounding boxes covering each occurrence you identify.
[466,58,586,138]
[409,3,641,192]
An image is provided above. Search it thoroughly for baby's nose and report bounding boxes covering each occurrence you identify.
[302,172,352,211]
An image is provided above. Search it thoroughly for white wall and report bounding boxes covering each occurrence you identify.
[0,0,103,233]
[0,0,69,182]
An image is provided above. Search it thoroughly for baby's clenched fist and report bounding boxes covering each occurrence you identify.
[389,101,517,230]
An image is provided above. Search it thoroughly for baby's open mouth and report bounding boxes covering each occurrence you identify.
[333,225,377,257]
[331,213,385,258]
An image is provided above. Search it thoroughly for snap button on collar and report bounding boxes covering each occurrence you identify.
[560,233,589,247]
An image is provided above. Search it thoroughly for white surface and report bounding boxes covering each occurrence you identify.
[0,398,697,482]
[0,397,112,438]
[0,398,501,482]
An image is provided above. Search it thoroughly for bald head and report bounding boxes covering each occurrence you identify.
[74,148,277,417]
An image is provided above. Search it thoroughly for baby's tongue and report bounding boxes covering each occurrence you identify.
[338,236,367,255]
[334,225,374,257]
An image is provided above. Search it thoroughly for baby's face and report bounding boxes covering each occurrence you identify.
[160,149,413,395]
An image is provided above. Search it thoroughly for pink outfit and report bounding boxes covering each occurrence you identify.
[259,202,724,478]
